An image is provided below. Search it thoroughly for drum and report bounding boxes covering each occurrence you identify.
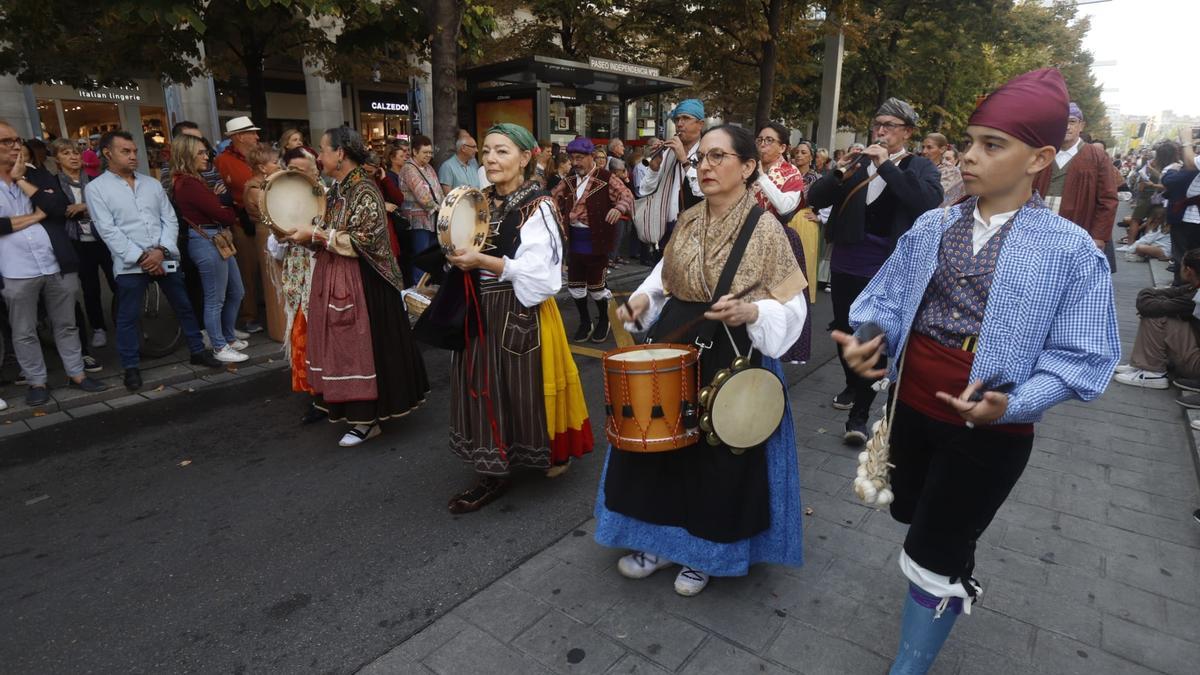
[262,169,325,238]
[603,344,700,452]
[437,186,491,256]
[698,357,785,452]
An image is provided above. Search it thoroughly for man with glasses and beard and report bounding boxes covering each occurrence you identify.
[637,99,707,255]
[808,98,943,445]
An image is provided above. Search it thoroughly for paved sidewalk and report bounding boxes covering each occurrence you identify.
[360,256,1200,673]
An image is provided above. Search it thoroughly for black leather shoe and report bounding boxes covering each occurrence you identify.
[190,351,223,368]
[123,368,143,392]
[26,386,50,407]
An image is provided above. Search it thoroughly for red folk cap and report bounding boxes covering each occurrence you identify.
[968,68,1069,150]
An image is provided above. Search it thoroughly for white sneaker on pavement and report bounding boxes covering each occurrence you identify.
[617,551,672,580]
[214,345,249,363]
[0,397,7,412]
[1191,418,1200,432]
[228,339,249,351]
[674,567,710,596]
[339,424,381,447]
[1114,363,1137,374]
[91,329,107,348]
[1113,369,1169,389]
[234,329,250,340]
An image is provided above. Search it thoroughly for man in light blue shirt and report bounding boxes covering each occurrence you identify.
[437,130,479,193]
[85,130,221,391]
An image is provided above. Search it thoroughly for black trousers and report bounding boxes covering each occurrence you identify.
[830,270,879,421]
[72,239,115,332]
[888,401,1034,578]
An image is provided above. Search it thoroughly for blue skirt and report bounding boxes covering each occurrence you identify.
[593,357,804,577]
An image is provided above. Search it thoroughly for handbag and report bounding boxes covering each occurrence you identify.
[183,216,237,260]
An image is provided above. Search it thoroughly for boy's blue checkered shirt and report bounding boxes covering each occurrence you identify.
[850,194,1121,425]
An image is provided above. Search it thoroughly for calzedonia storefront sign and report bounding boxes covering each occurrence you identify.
[361,91,410,114]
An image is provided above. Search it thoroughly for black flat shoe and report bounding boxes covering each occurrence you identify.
[448,476,511,514]
[69,376,109,393]
[300,404,328,425]
[572,322,593,342]
[26,386,50,407]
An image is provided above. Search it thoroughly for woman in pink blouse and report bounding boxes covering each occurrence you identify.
[399,134,444,283]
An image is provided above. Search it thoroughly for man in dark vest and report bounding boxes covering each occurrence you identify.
[808,98,944,445]
[1032,102,1119,270]
[553,137,634,342]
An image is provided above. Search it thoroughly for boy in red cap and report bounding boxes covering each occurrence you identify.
[832,68,1120,674]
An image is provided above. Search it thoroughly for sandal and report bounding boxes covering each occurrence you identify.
[448,476,511,514]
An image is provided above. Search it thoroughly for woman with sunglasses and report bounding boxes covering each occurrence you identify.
[599,124,808,596]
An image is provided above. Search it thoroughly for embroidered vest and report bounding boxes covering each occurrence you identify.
[912,208,1018,351]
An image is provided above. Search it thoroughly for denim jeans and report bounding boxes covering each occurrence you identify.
[409,228,438,284]
[115,269,206,369]
[187,228,245,349]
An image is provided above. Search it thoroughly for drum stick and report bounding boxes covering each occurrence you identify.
[654,287,754,345]
[609,301,636,348]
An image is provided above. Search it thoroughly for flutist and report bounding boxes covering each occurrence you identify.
[807,98,943,446]
[637,99,707,256]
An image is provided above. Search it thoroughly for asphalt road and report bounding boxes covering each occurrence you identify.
[0,280,837,675]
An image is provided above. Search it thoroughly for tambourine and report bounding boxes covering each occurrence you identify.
[437,186,492,256]
[697,355,785,453]
[262,169,325,238]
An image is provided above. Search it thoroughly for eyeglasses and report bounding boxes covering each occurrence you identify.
[0,137,22,148]
[755,137,781,146]
[697,149,742,167]
[871,122,908,131]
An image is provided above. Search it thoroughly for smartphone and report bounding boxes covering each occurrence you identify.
[161,259,179,274]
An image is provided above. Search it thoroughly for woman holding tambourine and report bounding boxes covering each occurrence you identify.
[599,124,808,596]
[440,123,593,514]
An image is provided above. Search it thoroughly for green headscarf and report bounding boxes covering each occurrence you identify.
[486,123,537,151]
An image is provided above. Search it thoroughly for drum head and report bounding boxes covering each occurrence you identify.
[608,347,690,362]
[711,368,785,449]
[437,187,489,254]
[264,171,324,237]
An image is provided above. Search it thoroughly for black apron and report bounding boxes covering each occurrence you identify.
[603,206,772,543]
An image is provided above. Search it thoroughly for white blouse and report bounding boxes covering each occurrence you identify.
[624,259,808,359]
[497,201,564,308]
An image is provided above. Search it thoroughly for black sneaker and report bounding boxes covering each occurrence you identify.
[843,418,868,446]
[26,386,50,407]
[124,368,143,392]
[1178,393,1200,410]
[1174,378,1200,393]
[239,320,264,334]
[832,387,855,410]
[573,322,593,342]
[190,351,224,368]
[82,355,103,373]
[590,319,611,343]
[69,376,109,393]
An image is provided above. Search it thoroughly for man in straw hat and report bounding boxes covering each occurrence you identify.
[832,68,1119,673]
[214,116,265,334]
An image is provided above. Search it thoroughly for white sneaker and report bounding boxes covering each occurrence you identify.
[1123,253,1143,262]
[0,397,7,412]
[1114,363,1137,374]
[213,345,249,363]
[674,567,710,596]
[91,329,107,348]
[1191,418,1200,431]
[234,328,250,340]
[339,424,381,447]
[228,339,249,351]
[617,551,672,579]
[1113,369,1169,389]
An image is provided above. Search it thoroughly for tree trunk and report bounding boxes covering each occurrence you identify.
[428,0,464,165]
[754,0,783,130]
[243,50,269,131]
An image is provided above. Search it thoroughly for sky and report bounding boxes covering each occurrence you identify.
[1077,0,1200,118]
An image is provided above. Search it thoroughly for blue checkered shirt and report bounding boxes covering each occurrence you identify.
[850,194,1120,425]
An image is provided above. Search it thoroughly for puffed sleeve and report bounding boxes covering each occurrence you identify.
[747,294,807,358]
[498,201,563,307]
[624,260,668,332]
[755,173,803,215]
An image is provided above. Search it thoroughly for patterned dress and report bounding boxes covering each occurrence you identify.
[752,159,813,363]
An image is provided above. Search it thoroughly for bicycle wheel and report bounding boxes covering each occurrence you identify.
[111,283,185,359]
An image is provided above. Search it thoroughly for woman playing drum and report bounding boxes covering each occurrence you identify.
[442,123,593,513]
[598,124,808,596]
[286,127,429,447]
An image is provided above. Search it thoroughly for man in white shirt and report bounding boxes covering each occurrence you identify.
[636,99,707,258]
